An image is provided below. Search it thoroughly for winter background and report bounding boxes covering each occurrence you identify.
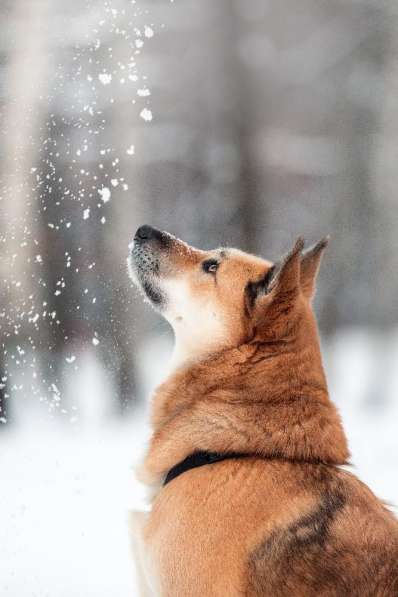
[1,0,398,595]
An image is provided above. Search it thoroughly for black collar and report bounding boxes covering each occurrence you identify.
[163,451,249,486]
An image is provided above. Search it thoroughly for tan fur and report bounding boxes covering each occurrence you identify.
[129,228,398,596]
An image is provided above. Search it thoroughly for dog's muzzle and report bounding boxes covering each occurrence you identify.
[128,225,170,307]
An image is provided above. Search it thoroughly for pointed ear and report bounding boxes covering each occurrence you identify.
[246,238,305,322]
[269,237,305,302]
[300,237,329,300]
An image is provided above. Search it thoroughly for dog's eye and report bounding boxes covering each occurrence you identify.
[202,259,219,274]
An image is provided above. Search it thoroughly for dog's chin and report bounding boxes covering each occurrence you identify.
[127,255,166,310]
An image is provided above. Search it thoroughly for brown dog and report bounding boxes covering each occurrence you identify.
[128,225,398,597]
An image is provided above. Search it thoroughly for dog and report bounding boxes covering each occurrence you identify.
[128,225,398,597]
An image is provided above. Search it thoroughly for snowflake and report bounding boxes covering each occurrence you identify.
[98,73,112,85]
[140,108,153,122]
[98,187,111,203]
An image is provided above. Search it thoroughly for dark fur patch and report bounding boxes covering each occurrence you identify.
[279,490,345,548]
[246,489,349,596]
[252,490,346,563]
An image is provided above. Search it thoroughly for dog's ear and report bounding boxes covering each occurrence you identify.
[246,238,304,322]
[269,237,304,303]
[300,237,329,300]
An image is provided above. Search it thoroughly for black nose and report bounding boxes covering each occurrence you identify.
[135,225,160,242]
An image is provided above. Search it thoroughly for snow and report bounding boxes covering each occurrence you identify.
[98,186,111,203]
[144,26,154,39]
[140,108,153,122]
[0,348,157,597]
[0,418,148,597]
[98,72,112,86]
[137,87,151,97]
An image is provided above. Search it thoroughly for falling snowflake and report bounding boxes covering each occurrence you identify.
[140,108,153,122]
[126,144,135,155]
[137,88,151,97]
[98,187,111,203]
[51,383,61,402]
[98,73,112,85]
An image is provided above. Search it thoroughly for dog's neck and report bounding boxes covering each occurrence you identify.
[169,337,234,374]
[140,332,349,486]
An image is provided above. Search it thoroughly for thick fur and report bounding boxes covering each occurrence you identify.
[128,227,398,596]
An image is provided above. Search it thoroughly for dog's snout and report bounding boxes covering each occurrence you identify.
[135,224,160,242]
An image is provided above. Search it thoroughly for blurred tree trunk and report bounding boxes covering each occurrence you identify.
[229,3,269,255]
[321,4,389,334]
[362,5,398,409]
[372,6,398,328]
[132,0,263,251]
[0,0,51,423]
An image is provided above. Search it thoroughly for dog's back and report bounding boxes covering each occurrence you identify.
[144,458,398,597]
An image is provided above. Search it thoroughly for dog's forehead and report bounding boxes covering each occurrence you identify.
[218,247,272,272]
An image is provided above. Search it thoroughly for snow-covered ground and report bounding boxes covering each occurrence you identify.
[0,350,156,597]
[1,329,397,597]
[0,419,148,597]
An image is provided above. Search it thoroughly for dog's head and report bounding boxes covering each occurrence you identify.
[128,225,328,366]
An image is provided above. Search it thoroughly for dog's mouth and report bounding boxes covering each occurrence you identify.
[128,225,173,309]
